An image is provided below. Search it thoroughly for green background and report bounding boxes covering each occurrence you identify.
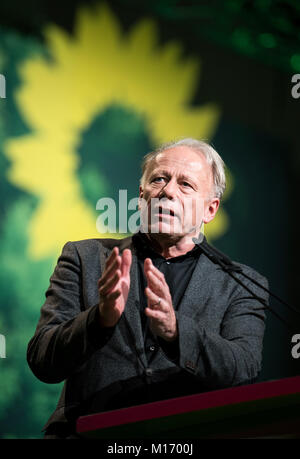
[0,0,300,438]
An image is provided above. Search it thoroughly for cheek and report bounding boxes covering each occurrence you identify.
[139,188,155,214]
[182,196,204,213]
[140,186,150,200]
[143,185,161,201]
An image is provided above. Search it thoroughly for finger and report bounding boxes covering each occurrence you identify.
[144,258,166,284]
[145,286,168,312]
[145,285,160,307]
[98,256,121,288]
[98,250,119,288]
[101,290,121,310]
[100,269,120,295]
[149,267,171,300]
[143,258,154,275]
[104,247,119,271]
[104,254,121,280]
[121,249,132,278]
[99,270,121,296]
[146,269,172,302]
[145,271,166,299]
[106,289,121,302]
[151,266,167,285]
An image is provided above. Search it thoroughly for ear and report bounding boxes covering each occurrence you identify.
[138,186,144,211]
[203,198,220,224]
[139,185,143,199]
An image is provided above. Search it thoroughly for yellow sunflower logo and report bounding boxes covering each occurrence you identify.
[4,3,230,260]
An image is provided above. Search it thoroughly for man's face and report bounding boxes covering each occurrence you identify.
[139,146,220,237]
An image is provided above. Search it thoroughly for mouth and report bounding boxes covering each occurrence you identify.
[157,207,177,218]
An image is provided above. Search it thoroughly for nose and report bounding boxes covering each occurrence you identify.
[159,178,178,199]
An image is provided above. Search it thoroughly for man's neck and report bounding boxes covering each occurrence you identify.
[144,232,199,259]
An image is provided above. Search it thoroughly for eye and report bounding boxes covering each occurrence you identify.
[152,176,165,183]
[182,181,193,188]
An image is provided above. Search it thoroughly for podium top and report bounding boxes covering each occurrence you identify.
[77,375,300,438]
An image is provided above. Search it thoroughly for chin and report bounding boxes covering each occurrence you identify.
[148,223,183,236]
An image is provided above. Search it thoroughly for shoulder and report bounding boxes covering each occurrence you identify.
[199,239,269,302]
[232,261,269,288]
[61,236,133,256]
[200,238,268,288]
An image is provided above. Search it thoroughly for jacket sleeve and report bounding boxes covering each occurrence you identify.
[176,269,268,389]
[27,241,115,384]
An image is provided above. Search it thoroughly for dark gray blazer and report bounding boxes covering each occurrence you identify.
[27,236,268,434]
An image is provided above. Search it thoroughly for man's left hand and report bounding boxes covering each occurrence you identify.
[144,258,178,342]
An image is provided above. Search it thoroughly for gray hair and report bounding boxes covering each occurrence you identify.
[140,138,226,199]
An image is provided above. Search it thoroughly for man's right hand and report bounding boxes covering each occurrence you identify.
[97,247,132,328]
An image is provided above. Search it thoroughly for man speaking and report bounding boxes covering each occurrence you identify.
[27,138,268,438]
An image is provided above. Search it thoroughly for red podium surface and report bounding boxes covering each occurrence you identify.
[76,375,300,438]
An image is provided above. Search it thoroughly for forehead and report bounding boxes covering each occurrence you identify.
[149,146,210,177]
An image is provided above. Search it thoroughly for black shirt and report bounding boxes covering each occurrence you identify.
[132,231,201,363]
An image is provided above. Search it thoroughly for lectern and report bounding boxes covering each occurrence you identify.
[77,375,300,438]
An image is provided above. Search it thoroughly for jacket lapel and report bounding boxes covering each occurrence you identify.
[123,251,148,367]
[177,251,218,317]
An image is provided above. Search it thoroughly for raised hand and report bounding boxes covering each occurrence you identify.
[98,247,132,327]
[144,258,178,341]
